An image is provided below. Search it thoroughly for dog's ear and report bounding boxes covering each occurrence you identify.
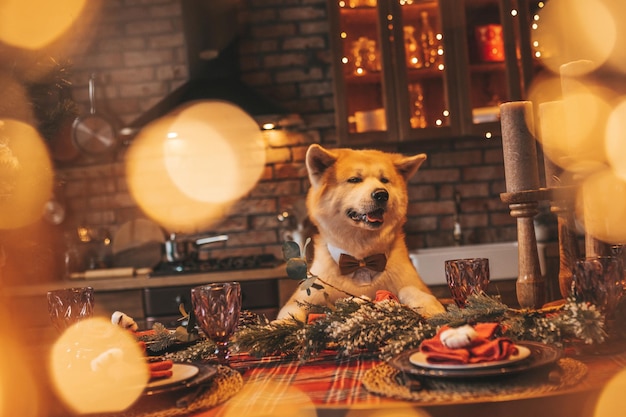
[306,144,338,186]
[395,153,427,181]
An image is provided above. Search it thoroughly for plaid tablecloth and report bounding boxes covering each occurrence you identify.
[164,342,626,417]
[193,352,391,416]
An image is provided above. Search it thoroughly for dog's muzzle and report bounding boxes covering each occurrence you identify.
[346,188,388,227]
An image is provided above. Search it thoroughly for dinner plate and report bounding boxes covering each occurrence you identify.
[389,341,561,379]
[409,345,531,370]
[143,362,218,396]
[146,363,200,389]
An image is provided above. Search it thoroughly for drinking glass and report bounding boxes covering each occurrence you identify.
[191,282,241,365]
[573,256,624,317]
[445,258,490,307]
[47,286,94,332]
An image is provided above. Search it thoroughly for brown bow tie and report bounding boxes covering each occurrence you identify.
[338,253,387,275]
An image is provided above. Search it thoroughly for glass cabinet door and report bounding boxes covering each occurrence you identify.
[332,1,392,140]
[329,0,455,143]
[393,0,457,141]
[328,0,536,143]
[456,0,525,137]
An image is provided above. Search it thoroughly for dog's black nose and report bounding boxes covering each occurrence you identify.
[372,188,389,202]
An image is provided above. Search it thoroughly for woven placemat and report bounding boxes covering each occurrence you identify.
[362,358,587,403]
[103,365,243,417]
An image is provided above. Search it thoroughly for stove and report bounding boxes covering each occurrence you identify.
[150,253,281,276]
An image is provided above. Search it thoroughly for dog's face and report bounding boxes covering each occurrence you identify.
[305,145,426,245]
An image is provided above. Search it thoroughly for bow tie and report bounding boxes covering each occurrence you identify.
[338,253,387,275]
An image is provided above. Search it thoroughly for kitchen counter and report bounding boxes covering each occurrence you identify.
[2,264,289,296]
[2,264,297,344]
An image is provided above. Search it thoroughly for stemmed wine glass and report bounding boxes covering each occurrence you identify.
[47,286,94,332]
[445,258,490,307]
[191,282,241,365]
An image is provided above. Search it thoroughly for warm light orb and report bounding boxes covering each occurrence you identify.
[49,317,149,414]
[527,73,563,110]
[576,168,626,244]
[0,0,87,49]
[602,0,626,74]
[605,98,626,181]
[0,119,54,229]
[531,0,615,75]
[537,86,612,173]
[220,380,316,417]
[594,367,626,417]
[126,100,266,233]
[164,101,265,203]
[345,406,432,417]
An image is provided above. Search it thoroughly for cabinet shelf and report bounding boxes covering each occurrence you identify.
[470,62,506,73]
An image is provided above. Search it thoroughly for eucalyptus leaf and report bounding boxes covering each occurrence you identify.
[299,275,318,291]
[282,241,302,260]
[286,258,308,280]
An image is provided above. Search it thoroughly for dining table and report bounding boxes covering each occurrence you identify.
[86,339,626,417]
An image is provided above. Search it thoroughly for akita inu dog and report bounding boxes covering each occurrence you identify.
[277,144,445,321]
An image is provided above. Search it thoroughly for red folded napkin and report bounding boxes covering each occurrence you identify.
[148,359,174,381]
[420,323,517,364]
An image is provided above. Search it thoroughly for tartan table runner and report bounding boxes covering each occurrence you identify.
[227,352,388,407]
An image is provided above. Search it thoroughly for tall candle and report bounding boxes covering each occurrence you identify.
[500,101,540,193]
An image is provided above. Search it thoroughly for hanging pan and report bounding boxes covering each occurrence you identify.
[72,73,118,156]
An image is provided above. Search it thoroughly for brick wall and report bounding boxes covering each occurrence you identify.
[57,0,517,272]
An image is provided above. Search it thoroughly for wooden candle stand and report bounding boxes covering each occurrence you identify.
[547,185,580,299]
[500,189,550,309]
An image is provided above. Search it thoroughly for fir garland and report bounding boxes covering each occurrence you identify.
[234,293,608,362]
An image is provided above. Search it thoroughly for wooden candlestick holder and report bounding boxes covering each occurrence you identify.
[548,185,580,298]
[500,189,550,309]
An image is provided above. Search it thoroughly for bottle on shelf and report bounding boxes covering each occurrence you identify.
[409,82,427,128]
[352,36,379,75]
[419,11,439,68]
[404,26,423,69]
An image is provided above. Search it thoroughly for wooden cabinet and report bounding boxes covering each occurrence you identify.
[327,0,543,144]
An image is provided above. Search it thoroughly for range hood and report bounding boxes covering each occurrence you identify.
[128,0,297,130]
[128,64,292,130]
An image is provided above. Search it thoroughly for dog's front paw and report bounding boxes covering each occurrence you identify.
[276,302,308,322]
[397,286,446,317]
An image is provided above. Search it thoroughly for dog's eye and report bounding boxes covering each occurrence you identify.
[347,177,362,183]
[380,177,390,184]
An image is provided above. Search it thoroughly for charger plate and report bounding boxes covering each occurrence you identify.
[364,356,587,403]
[390,341,560,378]
[98,365,242,417]
[144,363,208,395]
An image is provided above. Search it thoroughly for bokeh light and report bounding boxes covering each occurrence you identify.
[0,0,87,50]
[602,0,626,74]
[531,0,615,75]
[576,168,626,245]
[0,119,54,229]
[49,317,149,414]
[220,380,316,417]
[345,405,432,417]
[594,368,626,417]
[605,98,626,181]
[126,100,266,234]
